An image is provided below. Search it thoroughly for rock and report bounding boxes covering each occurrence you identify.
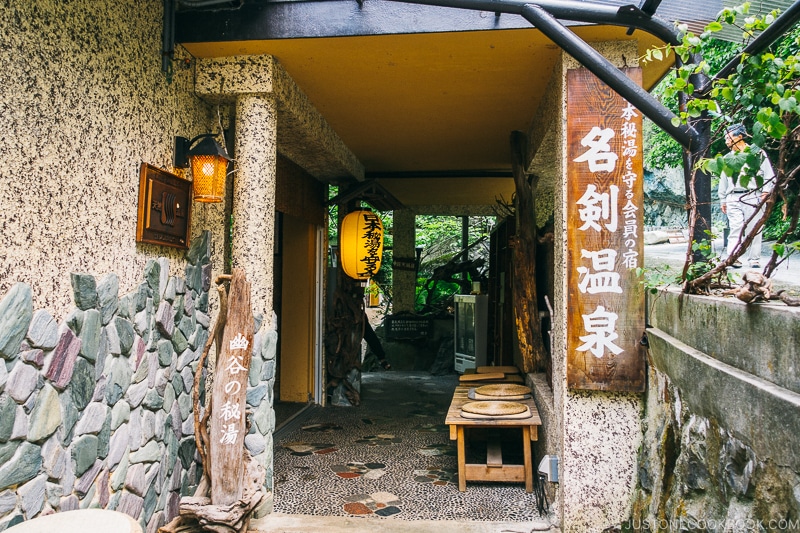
[186,232,209,266]
[247,383,268,407]
[0,490,16,515]
[70,273,98,311]
[78,309,102,362]
[28,384,62,443]
[0,394,16,442]
[111,453,129,491]
[126,381,148,409]
[18,474,46,518]
[245,433,266,456]
[125,463,147,496]
[0,364,6,394]
[11,405,28,440]
[105,322,121,356]
[69,357,96,411]
[142,389,163,411]
[117,491,144,519]
[157,258,170,300]
[107,424,129,469]
[0,442,42,490]
[155,301,174,339]
[111,401,131,430]
[164,277,177,304]
[143,258,159,290]
[19,349,44,368]
[115,317,135,356]
[104,356,132,405]
[130,441,160,463]
[72,435,99,477]
[178,316,194,342]
[97,273,120,325]
[73,402,108,436]
[5,362,40,404]
[60,393,80,446]
[171,328,188,355]
[74,460,102,497]
[60,494,79,511]
[0,283,34,360]
[201,264,212,293]
[157,340,174,367]
[26,310,59,351]
[42,436,67,480]
[45,325,82,391]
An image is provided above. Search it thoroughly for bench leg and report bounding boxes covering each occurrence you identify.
[457,426,466,492]
[523,426,533,493]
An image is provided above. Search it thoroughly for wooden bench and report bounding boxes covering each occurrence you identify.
[445,386,542,492]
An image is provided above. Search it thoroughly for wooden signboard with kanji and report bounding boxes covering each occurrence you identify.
[209,269,254,504]
[566,67,646,392]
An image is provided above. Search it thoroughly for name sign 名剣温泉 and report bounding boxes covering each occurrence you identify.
[566,67,645,392]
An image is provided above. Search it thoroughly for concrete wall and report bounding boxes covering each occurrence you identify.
[0,0,226,318]
[632,289,800,529]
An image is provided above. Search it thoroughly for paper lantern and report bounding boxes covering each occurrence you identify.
[339,210,384,280]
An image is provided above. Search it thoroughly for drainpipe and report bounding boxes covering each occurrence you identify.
[699,0,800,96]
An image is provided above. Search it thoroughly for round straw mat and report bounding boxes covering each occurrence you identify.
[475,384,531,397]
[461,401,527,416]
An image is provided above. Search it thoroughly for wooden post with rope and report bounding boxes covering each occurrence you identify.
[160,268,266,533]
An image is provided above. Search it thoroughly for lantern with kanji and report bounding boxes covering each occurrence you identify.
[339,210,384,281]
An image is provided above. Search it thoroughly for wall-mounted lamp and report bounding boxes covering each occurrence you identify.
[174,134,231,203]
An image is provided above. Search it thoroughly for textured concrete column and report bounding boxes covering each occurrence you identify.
[551,42,644,532]
[392,209,416,313]
[233,95,277,320]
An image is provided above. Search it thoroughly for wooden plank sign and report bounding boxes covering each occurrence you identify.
[566,68,645,392]
[209,268,254,505]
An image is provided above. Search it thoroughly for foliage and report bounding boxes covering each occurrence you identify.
[643,3,800,294]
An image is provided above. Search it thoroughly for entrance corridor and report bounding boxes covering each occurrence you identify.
[251,372,557,532]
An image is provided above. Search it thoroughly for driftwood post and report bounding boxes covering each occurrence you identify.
[160,269,265,533]
[510,131,548,373]
[208,268,253,505]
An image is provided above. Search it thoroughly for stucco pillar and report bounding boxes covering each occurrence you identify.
[551,42,644,532]
[233,95,277,319]
[392,209,416,313]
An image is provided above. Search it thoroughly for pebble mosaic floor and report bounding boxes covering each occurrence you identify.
[272,371,546,522]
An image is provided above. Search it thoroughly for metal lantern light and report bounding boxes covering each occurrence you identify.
[174,134,231,203]
[339,210,384,281]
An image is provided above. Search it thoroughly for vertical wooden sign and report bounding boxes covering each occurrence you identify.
[209,268,254,505]
[566,68,645,392]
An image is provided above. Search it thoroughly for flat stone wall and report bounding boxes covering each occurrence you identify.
[0,232,277,532]
[629,290,800,529]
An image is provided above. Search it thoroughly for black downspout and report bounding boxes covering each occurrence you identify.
[162,0,175,75]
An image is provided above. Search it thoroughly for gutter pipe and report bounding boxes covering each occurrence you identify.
[699,0,800,96]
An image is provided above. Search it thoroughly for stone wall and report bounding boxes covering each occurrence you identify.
[0,232,277,532]
[629,290,800,529]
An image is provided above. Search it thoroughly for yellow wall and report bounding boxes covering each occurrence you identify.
[279,214,317,403]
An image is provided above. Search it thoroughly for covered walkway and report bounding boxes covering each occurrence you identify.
[253,371,555,530]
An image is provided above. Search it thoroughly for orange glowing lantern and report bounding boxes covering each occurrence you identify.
[339,210,384,281]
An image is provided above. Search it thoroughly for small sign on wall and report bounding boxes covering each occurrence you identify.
[566,67,645,392]
[136,163,193,249]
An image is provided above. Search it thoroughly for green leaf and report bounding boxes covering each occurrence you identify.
[653,49,664,61]
[706,21,723,32]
